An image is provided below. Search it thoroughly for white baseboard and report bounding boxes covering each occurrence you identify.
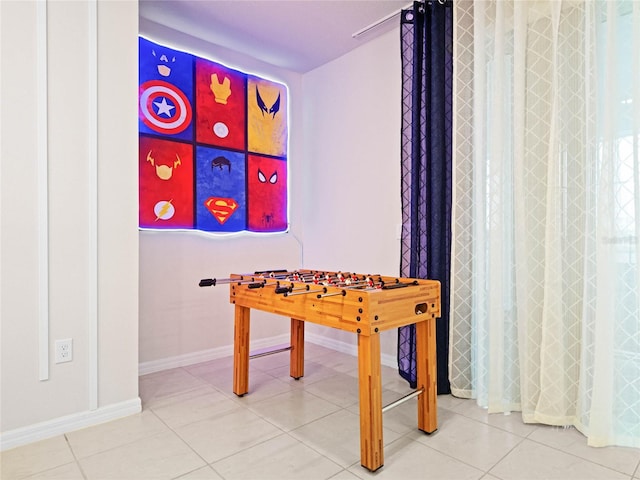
[139,333,399,377]
[1,397,142,452]
[0,333,397,451]
[138,334,291,375]
[138,345,232,376]
[2,336,400,453]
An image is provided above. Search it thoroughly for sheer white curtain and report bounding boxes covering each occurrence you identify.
[450,0,640,447]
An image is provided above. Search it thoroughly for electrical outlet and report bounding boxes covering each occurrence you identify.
[55,338,73,363]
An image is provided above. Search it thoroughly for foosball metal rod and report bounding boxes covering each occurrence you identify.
[285,287,327,297]
[253,269,294,276]
[199,277,269,287]
[316,278,386,296]
[269,272,369,286]
[273,284,310,294]
[249,345,292,359]
[284,273,335,284]
[317,286,376,298]
[312,275,379,288]
[200,270,301,287]
[248,281,279,289]
[381,388,425,413]
[264,272,311,281]
[318,290,347,298]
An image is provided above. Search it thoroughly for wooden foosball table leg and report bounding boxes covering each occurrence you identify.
[233,305,250,396]
[357,333,384,472]
[290,318,304,379]
[416,318,438,433]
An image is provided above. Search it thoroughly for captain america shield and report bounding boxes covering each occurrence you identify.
[139,80,192,135]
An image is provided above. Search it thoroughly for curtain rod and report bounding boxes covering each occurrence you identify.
[351,0,449,39]
[352,2,415,39]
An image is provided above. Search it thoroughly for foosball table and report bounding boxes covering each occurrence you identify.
[199,269,441,472]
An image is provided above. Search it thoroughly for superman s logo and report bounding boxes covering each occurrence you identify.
[204,197,238,225]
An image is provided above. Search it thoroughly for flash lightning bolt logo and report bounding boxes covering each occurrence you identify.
[154,199,175,221]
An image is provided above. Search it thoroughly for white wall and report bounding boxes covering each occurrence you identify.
[136,21,403,369]
[1,0,140,449]
[137,20,306,372]
[301,28,403,358]
[0,3,404,449]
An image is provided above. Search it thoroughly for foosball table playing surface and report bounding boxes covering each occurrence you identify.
[199,269,441,472]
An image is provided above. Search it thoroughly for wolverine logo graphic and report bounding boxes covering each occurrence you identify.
[256,86,281,118]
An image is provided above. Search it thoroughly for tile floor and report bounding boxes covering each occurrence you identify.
[2,343,640,479]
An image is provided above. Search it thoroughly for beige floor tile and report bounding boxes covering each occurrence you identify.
[140,368,210,408]
[490,439,631,480]
[304,343,339,359]
[248,349,292,372]
[450,397,539,438]
[347,436,483,480]
[144,385,223,410]
[0,436,75,480]
[229,370,298,404]
[182,364,235,393]
[377,397,457,437]
[380,366,415,394]
[304,372,361,408]
[528,425,640,476]
[187,363,290,403]
[308,350,359,374]
[415,412,523,472]
[66,409,169,459]
[383,386,414,404]
[151,387,241,429]
[211,433,343,480]
[436,393,469,411]
[485,411,540,438]
[173,407,283,463]
[174,465,224,479]
[79,430,205,480]
[246,389,342,431]
[6,349,640,480]
[327,470,363,480]
[265,360,343,387]
[184,359,262,391]
[184,356,235,376]
[21,461,84,480]
[290,408,402,468]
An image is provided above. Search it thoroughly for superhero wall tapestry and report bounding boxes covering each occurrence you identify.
[138,36,288,233]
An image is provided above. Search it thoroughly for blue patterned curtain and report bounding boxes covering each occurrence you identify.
[398,0,453,394]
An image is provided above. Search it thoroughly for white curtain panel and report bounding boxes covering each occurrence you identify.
[450,0,640,447]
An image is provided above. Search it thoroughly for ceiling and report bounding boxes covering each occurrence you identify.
[139,0,413,73]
